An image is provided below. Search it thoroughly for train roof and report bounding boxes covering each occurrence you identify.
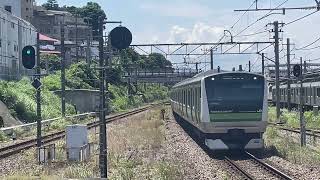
[276,81,320,89]
[173,70,264,88]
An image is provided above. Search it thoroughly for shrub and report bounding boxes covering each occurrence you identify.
[0,78,75,123]
[0,131,8,142]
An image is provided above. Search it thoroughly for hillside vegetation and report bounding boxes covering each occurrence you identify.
[0,51,169,124]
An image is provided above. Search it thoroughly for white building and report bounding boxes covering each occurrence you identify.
[0,0,22,18]
[0,8,37,79]
[0,0,34,22]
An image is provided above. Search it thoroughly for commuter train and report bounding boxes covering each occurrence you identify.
[170,70,268,151]
[271,81,320,107]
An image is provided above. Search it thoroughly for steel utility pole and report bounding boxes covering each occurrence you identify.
[86,34,91,64]
[196,62,199,73]
[36,33,42,148]
[249,61,251,72]
[299,57,306,146]
[210,48,213,70]
[262,53,265,75]
[61,23,66,117]
[287,38,291,111]
[75,14,79,62]
[98,17,107,178]
[274,21,281,121]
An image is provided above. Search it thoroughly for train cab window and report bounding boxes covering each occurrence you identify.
[317,88,320,97]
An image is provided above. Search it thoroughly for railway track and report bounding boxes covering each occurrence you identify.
[0,103,163,159]
[269,122,320,138]
[225,151,294,180]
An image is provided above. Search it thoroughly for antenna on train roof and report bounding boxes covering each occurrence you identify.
[239,65,243,71]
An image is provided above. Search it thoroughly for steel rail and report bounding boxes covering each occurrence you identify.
[0,103,162,159]
[224,156,255,180]
[245,151,294,180]
[268,122,320,138]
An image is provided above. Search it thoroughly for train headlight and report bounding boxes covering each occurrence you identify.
[253,77,257,80]
[211,77,215,80]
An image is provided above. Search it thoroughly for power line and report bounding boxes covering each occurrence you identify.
[192,34,226,62]
[234,0,289,37]
[236,29,270,37]
[251,55,260,67]
[308,57,320,61]
[296,44,320,51]
[295,36,320,50]
[231,0,257,29]
[284,10,319,26]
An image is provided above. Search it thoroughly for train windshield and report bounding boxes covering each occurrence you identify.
[205,74,264,121]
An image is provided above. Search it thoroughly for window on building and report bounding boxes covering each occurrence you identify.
[0,39,2,48]
[11,22,14,29]
[26,8,29,11]
[4,6,12,13]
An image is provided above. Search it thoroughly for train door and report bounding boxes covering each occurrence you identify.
[316,87,320,105]
[192,87,195,122]
[189,87,194,121]
[185,89,188,117]
[194,87,199,123]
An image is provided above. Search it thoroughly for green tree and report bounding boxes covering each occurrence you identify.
[141,53,172,70]
[78,2,106,40]
[40,54,61,71]
[42,0,59,10]
[62,5,81,15]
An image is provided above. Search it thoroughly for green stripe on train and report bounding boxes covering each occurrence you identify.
[209,112,262,122]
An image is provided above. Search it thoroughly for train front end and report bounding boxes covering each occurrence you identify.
[201,72,267,151]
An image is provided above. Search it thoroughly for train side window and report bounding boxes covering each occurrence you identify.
[185,89,187,105]
[182,90,184,105]
[189,89,191,107]
[184,89,186,106]
[192,88,194,108]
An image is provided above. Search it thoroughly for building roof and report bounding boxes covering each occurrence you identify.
[40,50,61,54]
[39,33,58,42]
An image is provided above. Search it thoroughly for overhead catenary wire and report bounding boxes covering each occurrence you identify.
[307,57,320,62]
[295,36,320,50]
[234,0,289,37]
[231,0,257,29]
[235,29,270,37]
[284,10,319,27]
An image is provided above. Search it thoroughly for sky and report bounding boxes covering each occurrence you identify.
[35,0,320,72]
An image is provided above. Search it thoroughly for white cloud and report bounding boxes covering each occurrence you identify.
[166,23,225,43]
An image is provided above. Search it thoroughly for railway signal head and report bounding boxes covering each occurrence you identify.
[109,26,132,50]
[293,64,302,77]
[22,46,36,69]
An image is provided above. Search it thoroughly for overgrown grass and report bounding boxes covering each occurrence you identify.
[4,107,181,179]
[0,131,9,142]
[264,127,320,165]
[107,108,182,179]
[0,78,75,123]
[268,106,320,129]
